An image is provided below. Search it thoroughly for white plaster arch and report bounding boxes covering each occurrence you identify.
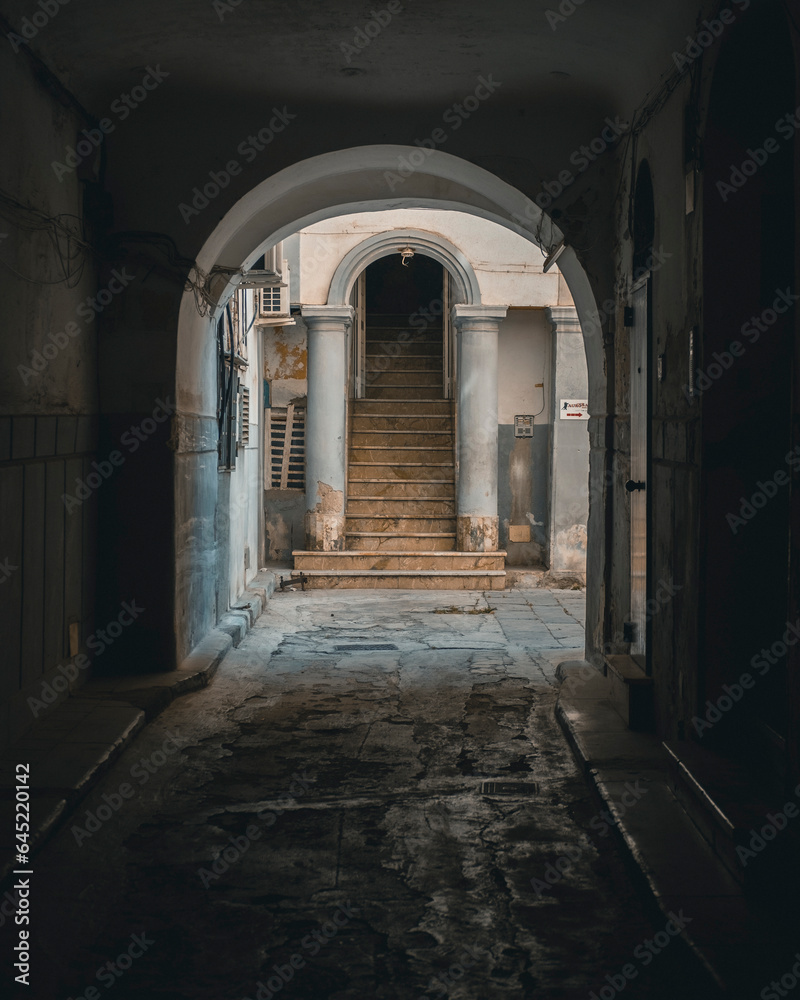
[173,145,608,664]
[324,229,482,307]
[177,144,605,417]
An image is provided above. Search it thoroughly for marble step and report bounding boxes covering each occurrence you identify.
[365,370,442,389]
[344,515,457,532]
[351,431,453,448]
[294,551,506,571]
[351,415,452,433]
[352,399,451,414]
[349,447,453,464]
[345,532,456,552]
[348,464,454,481]
[346,498,456,515]
[291,572,506,591]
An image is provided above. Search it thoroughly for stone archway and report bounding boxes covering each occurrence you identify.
[324,228,482,308]
[174,146,608,667]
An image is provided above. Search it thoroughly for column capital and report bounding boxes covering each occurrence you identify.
[301,305,355,328]
[546,305,582,335]
[451,304,508,328]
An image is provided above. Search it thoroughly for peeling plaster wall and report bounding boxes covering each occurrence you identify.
[263,317,308,407]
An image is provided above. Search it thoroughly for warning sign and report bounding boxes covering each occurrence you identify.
[560,399,589,420]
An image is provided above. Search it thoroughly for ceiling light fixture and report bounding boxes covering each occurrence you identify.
[542,241,567,273]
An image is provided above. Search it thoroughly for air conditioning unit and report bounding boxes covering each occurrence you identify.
[258,281,289,318]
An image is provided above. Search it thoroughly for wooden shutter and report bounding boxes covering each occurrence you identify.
[266,405,305,489]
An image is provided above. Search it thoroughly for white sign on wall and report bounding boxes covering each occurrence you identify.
[560,399,589,420]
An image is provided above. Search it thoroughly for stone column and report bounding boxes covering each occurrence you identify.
[301,305,354,551]
[452,304,507,551]
[546,306,589,575]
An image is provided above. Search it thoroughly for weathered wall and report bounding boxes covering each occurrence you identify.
[0,44,104,744]
[497,308,551,565]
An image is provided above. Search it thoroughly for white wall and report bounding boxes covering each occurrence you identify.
[290,210,573,308]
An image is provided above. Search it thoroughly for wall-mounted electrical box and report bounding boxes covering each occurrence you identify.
[514,415,534,438]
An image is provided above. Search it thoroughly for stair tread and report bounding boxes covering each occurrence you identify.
[347,532,457,538]
[350,460,453,469]
[350,447,453,451]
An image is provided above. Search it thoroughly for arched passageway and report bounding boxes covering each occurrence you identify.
[174,147,607,666]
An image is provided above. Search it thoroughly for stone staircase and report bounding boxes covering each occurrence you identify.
[293,319,505,589]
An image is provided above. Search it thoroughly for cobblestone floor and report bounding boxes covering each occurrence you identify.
[25,589,710,1000]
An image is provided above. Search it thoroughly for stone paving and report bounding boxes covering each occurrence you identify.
[24,589,710,1000]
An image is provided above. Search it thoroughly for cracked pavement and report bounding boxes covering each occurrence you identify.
[26,589,708,1000]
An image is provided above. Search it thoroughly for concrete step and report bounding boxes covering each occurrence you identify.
[348,464,454,481]
[605,654,654,731]
[294,550,506,571]
[365,386,447,401]
[365,357,442,371]
[365,342,442,356]
[663,740,800,894]
[351,417,452,435]
[349,447,453,464]
[351,431,453,448]
[347,481,455,499]
[366,371,443,387]
[345,515,457,532]
[346,497,456,515]
[345,532,456,551]
[352,399,451,415]
[290,571,506,590]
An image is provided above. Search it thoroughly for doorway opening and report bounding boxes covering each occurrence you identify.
[347,253,456,554]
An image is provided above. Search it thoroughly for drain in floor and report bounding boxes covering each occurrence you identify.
[480,781,540,795]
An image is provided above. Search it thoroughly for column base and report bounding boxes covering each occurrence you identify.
[457,515,500,552]
[304,511,346,552]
